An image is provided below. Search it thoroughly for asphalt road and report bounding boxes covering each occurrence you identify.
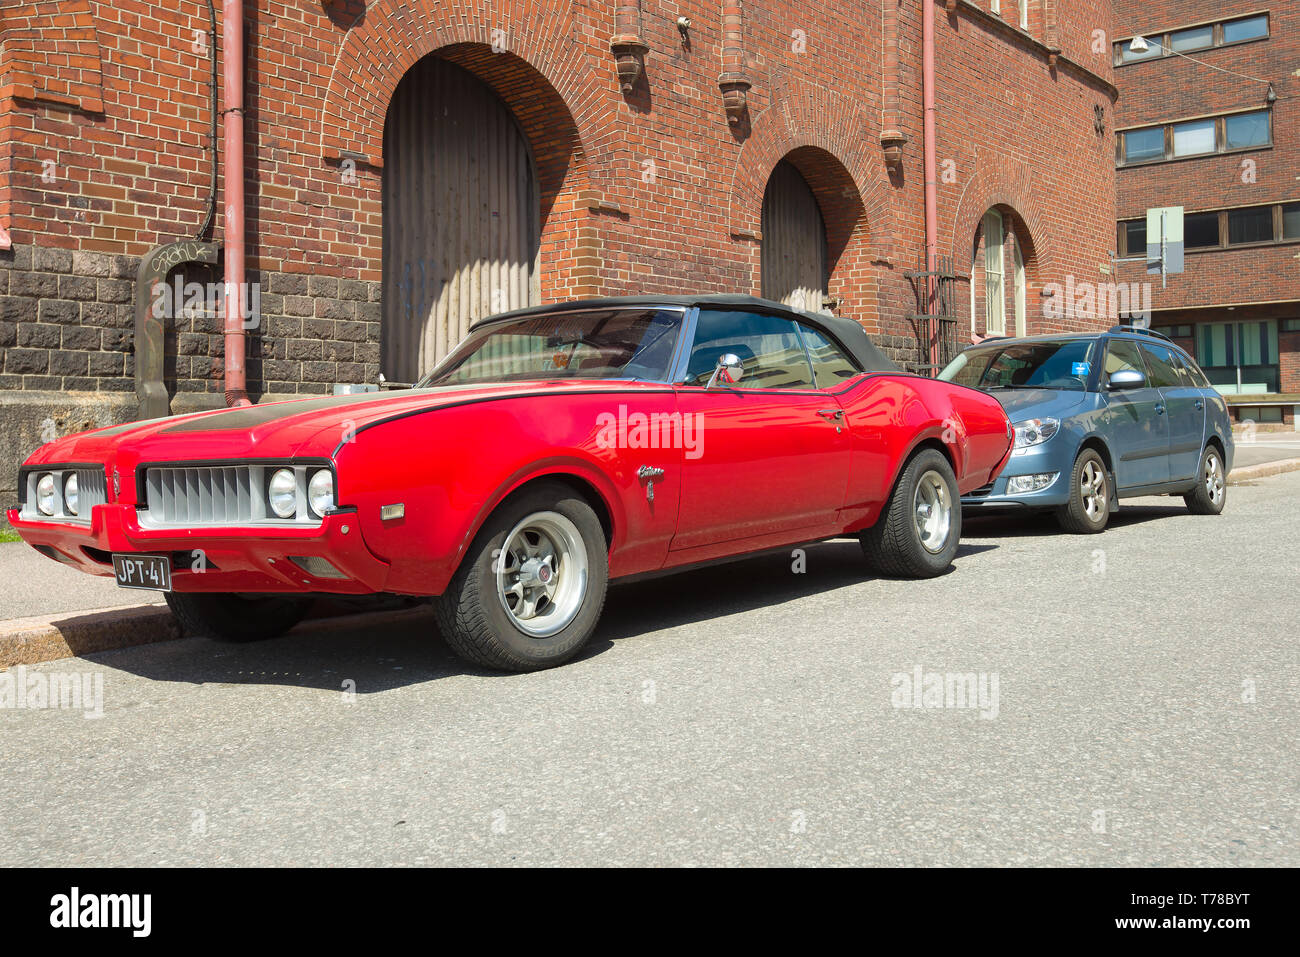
[2,472,1297,866]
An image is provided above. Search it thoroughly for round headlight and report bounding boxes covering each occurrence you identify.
[307,469,334,517]
[268,468,298,518]
[36,473,56,516]
[63,473,79,516]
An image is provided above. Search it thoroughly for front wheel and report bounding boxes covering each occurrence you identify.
[434,481,609,672]
[165,592,311,642]
[1055,449,1110,534]
[860,448,961,578]
[1184,445,1227,515]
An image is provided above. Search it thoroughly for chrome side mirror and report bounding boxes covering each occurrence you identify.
[705,353,743,389]
[1107,369,1145,390]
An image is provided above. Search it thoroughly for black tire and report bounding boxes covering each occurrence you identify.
[165,592,310,642]
[1055,448,1110,533]
[1184,444,1227,515]
[859,448,961,578]
[434,481,609,672]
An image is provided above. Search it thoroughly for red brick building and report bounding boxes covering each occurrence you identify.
[1112,1,1299,428]
[0,0,1118,498]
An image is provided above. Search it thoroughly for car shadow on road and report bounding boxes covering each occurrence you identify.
[963,503,1191,539]
[586,538,994,648]
[89,538,996,693]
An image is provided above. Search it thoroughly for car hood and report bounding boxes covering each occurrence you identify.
[23,380,673,470]
[986,387,1091,422]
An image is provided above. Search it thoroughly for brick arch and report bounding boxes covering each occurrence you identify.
[956,161,1054,336]
[726,86,889,322]
[949,160,1051,275]
[0,0,105,113]
[316,0,600,196]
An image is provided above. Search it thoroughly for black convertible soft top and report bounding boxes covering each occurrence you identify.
[470,294,901,375]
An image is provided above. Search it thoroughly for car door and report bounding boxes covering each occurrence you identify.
[1099,337,1170,488]
[1145,343,1206,482]
[670,308,852,552]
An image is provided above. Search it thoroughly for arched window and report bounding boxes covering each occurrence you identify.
[982,210,1005,335]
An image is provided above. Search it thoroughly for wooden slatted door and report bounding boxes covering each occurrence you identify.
[382,57,540,384]
[760,160,828,314]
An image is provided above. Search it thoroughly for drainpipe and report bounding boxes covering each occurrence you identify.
[923,0,939,371]
[222,0,251,407]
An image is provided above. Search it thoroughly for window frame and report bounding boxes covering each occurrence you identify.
[982,210,1006,336]
[1117,201,1300,255]
[1113,11,1271,67]
[1117,108,1272,167]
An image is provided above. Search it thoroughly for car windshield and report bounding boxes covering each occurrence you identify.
[939,339,1098,392]
[417,307,684,387]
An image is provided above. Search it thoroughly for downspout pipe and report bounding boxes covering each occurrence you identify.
[922,0,939,371]
[222,0,251,407]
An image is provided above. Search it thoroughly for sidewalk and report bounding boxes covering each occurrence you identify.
[1229,431,1300,470]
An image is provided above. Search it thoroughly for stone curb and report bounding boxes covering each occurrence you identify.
[0,603,431,671]
[1227,457,1300,485]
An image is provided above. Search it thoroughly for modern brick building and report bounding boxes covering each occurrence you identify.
[0,0,1118,501]
[1112,1,1299,428]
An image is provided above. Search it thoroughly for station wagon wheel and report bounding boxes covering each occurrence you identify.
[1055,448,1110,534]
[435,481,609,672]
[860,447,961,578]
[1184,445,1227,516]
[495,511,589,637]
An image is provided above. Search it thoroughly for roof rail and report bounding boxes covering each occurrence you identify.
[1108,324,1173,344]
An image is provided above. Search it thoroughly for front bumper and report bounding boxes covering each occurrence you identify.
[961,440,1073,508]
[6,503,390,594]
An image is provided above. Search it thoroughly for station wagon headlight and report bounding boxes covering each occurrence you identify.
[268,468,298,518]
[36,473,56,516]
[63,473,79,516]
[1012,417,1059,451]
[307,469,334,517]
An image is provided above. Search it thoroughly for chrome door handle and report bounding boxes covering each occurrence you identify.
[1194,400,1204,411]
[817,409,844,420]
[1154,404,1166,415]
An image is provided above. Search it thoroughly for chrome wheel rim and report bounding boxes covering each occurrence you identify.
[496,511,588,638]
[913,470,953,554]
[1080,459,1107,522]
[1204,452,1224,506]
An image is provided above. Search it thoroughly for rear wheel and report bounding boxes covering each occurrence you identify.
[1184,445,1227,515]
[435,482,609,672]
[165,593,310,642]
[1056,449,1110,533]
[860,448,961,578]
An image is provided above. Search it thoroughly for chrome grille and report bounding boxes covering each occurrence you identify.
[140,464,323,528]
[145,466,257,526]
[20,466,108,524]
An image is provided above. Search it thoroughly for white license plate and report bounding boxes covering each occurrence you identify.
[111,554,172,592]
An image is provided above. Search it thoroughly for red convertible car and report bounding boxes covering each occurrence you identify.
[10,296,1013,671]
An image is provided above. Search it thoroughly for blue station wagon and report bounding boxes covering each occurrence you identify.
[938,326,1234,533]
